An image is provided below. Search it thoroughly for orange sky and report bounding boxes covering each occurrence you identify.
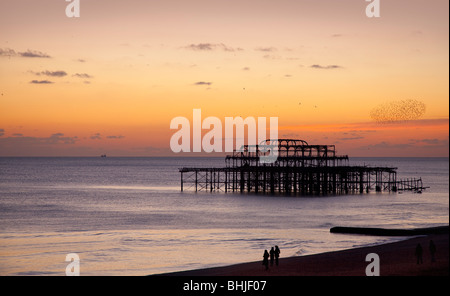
[0,0,448,156]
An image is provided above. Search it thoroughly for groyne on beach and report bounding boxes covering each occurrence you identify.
[330,225,449,236]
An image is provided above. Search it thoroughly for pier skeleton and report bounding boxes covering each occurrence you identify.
[179,139,426,195]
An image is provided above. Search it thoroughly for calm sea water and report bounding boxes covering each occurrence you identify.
[0,157,448,275]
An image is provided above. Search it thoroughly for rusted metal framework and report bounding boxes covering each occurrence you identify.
[179,139,426,195]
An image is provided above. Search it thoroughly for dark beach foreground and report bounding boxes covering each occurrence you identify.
[158,233,448,276]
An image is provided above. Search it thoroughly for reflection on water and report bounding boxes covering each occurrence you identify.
[0,228,410,276]
[0,157,448,275]
[88,185,181,191]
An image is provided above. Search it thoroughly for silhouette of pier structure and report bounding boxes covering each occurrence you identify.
[396,178,426,193]
[179,139,426,195]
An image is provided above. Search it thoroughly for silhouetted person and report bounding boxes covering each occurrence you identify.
[275,245,280,266]
[415,243,423,264]
[269,247,275,266]
[262,250,269,270]
[429,240,436,262]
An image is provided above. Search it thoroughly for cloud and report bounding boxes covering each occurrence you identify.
[106,135,125,139]
[242,67,250,71]
[262,54,282,60]
[0,129,4,137]
[338,136,365,141]
[185,43,215,51]
[184,43,243,52]
[194,81,212,86]
[76,59,86,63]
[42,70,66,77]
[90,133,102,140]
[90,133,124,140]
[280,132,301,139]
[418,139,441,145]
[0,133,80,156]
[46,133,78,144]
[358,137,449,154]
[30,80,53,84]
[310,64,343,69]
[409,138,449,146]
[362,141,414,150]
[73,73,93,79]
[347,129,377,133]
[1,48,51,58]
[19,49,51,58]
[0,48,16,57]
[32,70,67,77]
[255,47,277,52]
[0,133,78,145]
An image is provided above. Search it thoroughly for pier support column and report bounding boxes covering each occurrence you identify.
[181,172,183,192]
[225,170,228,193]
[359,171,364,194]
[240,170,244,193]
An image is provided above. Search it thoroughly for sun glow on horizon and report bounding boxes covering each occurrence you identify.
[0,0,448,157]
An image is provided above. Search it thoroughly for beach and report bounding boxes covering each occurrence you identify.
[160,233,448,276]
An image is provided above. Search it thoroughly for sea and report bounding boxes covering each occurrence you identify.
[0,157,448,276]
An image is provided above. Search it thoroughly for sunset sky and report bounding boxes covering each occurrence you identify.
[0,0,448,157]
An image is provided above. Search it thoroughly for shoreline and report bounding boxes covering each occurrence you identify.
[156,233,448,276]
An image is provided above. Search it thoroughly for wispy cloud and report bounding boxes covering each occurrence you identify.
[185,43,215,51]
[31,70,67,77]
[409,138,449,146]
[1,48,51,58]
[106,135,125,139]
[338,136,365,141]
[73,73,93,79]
[361,141,414,150]
[19,50,51,58]
[255,47,277,52]
[0,48,16,57]
[30,80,53,84]
[262,54,282,60]
[184,43,243,52]
[310,64,343,70]
[90,133,124,140]
[194,81,212,86]
[46,133,78,144]
[0,133,78,145]
[90,133,102,140]
[0,133,79,156]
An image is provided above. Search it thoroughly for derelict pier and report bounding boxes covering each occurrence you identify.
[179,139,426,195]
